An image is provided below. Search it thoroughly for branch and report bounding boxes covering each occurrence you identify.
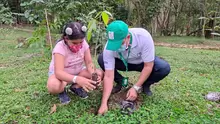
[44,9,53,51]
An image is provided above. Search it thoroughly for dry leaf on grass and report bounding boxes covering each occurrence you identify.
[200,74,208,77]
[14,88,23,92]
[50,104,57,114]
[26,106,30,110]
[179,67,187,71]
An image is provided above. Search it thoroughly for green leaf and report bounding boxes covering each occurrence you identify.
[88,19,93,30]
[24,10,30,18]
[94,11,102,19]
[88,9,97,16]
[101,11,109,26]
[87,30,92,42]
[87,19,96,42]
[103,10,113,17]
[88,19,96,30]
[20,2,29,6]
[29,17,34,22]
[74,1,82,5]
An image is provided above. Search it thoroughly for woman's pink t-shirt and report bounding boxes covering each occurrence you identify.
[49,39,89,75]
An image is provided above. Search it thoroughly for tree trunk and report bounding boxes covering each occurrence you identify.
[198,0,205,37]
[16,0,21,24]
[205,14,215,39]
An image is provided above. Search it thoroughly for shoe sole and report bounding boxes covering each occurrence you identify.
[60,100,71,105]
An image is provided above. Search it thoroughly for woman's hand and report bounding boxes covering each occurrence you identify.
[75,76,96,92]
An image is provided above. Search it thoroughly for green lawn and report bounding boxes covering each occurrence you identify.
[1,28,220,123]
[154,36,220,45]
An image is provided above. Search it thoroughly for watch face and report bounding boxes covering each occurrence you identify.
[133,85,142,93]
[136,88,142,93]
[138,88,142,93]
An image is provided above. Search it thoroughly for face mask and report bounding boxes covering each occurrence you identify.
[69,43,82,53]
[117,44,128,52]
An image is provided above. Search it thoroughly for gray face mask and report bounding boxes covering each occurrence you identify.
[117,44,128,52]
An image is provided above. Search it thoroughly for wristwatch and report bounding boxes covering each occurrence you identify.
[72,76,78,84]
[132,85,142,93]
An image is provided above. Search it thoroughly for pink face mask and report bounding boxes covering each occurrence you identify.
[69,43,82,53]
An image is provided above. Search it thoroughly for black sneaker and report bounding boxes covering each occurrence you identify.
[58,89,71,104]
[112,84,122,94]
[143,85,152,96]
[69,86,88,99]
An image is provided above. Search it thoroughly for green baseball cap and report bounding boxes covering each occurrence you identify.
[106,20,128,51]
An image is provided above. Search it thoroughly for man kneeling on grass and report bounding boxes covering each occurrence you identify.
[97,20,171,114]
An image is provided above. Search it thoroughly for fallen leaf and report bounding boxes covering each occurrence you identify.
[200,74,208,77]
[179,67,187,71]
[14,88,23,92]
[33,92,39,96]
[50,104,57,114]
[26,106,30,110]
[186,93,190,96]
[22,115,30,118]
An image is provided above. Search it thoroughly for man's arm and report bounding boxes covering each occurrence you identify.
[126,62,153,101]
[101,70,114,105]
[97,69,114,115]
[136,33,155,86]
[98,48,115,114]
[127,33,155,100]
[135,62,154,87]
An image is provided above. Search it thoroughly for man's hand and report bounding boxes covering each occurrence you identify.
[98,104,108,115]
[126,87,138,101]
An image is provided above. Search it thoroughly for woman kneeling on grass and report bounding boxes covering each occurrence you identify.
[47,21,103,104]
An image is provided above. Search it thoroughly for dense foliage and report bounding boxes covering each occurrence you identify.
[1,0,220,51]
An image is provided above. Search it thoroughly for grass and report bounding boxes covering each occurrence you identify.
[1,28,220,123]
[154,36,220,45]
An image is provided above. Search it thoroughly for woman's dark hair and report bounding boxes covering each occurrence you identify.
[62,22,86,40]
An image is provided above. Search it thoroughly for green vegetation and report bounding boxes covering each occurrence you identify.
[1,28,220,123]
[154,36,220,45]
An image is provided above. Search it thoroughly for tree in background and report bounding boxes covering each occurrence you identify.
[1,0,220,49]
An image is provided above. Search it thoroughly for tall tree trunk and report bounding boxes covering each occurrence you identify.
[198,0,205,37]
[173,0,178,35]
[16,0,21,24]
[205,13,215,38]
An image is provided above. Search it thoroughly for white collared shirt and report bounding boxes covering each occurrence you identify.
[103,28,155,70]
